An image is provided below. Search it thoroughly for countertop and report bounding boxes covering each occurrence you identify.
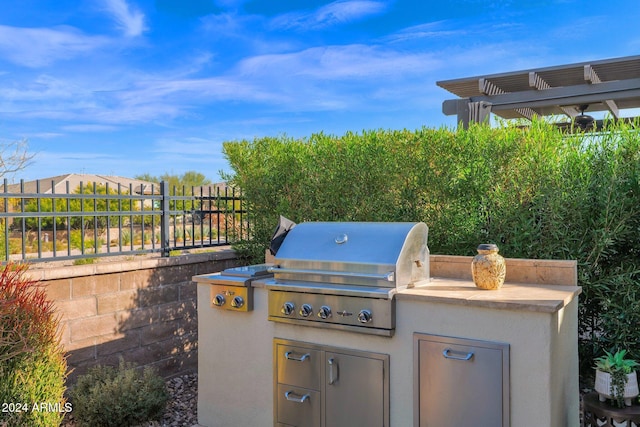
[397,277,581,313]
[193,255,582,314]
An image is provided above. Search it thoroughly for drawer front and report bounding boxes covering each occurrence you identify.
[277,344,322,390]
[276,384,321,427]
[414,334,509,427]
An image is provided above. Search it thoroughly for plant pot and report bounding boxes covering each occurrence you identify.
[594,370,639,406]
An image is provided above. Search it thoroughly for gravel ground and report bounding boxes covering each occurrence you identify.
[62,372,198,427]
[61,372,587,426]
[159,372,198,427]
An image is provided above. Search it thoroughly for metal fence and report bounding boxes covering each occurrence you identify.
[0,179,249,263]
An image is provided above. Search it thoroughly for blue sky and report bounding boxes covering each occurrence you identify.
[1,0,639,183]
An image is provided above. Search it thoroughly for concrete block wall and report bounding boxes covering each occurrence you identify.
[26,249,241,383]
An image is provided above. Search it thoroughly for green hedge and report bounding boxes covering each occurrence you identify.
[222,120,640,381]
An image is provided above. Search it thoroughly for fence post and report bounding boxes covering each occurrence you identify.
[161,181,170,257]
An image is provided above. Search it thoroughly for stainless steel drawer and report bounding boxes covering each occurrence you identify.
[277,384,321,427]
[414,333,510,427]
[277,344,322,390]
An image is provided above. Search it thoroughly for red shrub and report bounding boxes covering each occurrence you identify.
[0,264,61,362]
[0,263,68,427]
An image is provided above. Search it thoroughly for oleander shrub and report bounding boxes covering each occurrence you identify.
[222,119,640,381]
[0,263,68,427]
[69,359,168,427]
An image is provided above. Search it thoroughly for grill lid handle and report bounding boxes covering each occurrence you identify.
[268,266,395,282]
[334,233,348,244]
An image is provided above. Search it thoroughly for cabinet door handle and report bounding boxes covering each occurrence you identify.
[285,351,310,362]
[442,348,474,361]
[328,358,338,384]
[285,391,310,403]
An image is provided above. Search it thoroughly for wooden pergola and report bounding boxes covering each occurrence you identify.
[437,55,640,130]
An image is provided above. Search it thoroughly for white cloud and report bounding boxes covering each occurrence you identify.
[109,75,292,113]
[0,25,109,68]
[61,124,120,132]
[270,0,387,30]
[17,132,63,140]
[386,21,466,43]
[101,0,147,37]
[1,40,445,127]
[0,74,79,101]
[0,73,283,126]
[238,44,441,80]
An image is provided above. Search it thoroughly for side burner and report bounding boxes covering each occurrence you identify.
[195,263,273,312]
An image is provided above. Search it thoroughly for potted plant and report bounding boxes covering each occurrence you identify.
[594,349,640,407]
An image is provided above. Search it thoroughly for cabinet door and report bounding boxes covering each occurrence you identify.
[324,352,388,427]
[414,334,509,427]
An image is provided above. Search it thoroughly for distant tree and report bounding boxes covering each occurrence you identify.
[24,183,123,230]
[134,171,212,191]
[0,139,33,256]
[0,139,33,179]
[136,171,214,214]
[135,173,159,184]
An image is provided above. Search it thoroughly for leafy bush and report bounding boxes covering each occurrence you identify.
[121,229,132,246]
[24,183,126,231]
[0,263,68,427]
[69,359,168,427]
[73,257,97,265]
[222,119,640,381]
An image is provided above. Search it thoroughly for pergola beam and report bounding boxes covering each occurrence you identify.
[479,78,535,120]
[529,72,579,118]
[584,65,620,118]
[444,77,640,113]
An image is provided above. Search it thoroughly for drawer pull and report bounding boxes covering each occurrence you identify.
[443,348,474,361]
[285,351,310,362]
[285,391,310,403]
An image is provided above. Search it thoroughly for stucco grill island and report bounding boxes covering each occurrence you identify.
[193,221,582,427]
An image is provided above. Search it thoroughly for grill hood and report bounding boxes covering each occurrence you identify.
[269,222,429,290]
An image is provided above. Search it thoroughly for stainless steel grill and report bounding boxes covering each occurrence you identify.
[259,221,429,336]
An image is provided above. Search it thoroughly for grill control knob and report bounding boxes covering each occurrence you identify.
[213,294,226,307]
[299,304,313,318]
[317,305,332,320]
[231,296,244,309]
[357,309,372,323]
[281,302,295,316]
